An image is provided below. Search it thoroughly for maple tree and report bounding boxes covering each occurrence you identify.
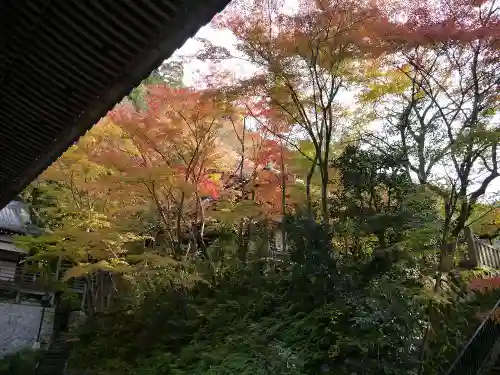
[361,0,499,283]
[85,84,298,262]
[199,0,498,368]
[198,109,298,260]
[15,124,142,316]
[358,0,500,366]
[196,0,395,223]
[88,86,230,257]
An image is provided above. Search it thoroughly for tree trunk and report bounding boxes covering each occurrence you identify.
[280,142,287,251]
[306,158,317,219]
[175,192,185,256]
[418,234,457,374]
[84,275,96,319]
[320,162,329,225]
[238,219,246,261]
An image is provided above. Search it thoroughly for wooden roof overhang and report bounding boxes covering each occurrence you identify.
[0,0,230,208]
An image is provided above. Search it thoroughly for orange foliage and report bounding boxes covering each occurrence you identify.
[96,86,235,200]
[206,0,499,86]
[76,85,302,236]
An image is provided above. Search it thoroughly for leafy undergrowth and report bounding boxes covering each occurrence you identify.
[67,255,500,375]
[0,349,40,375]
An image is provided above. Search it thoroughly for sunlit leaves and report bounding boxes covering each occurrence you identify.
[470,205,500,238]
[209,200,261,223]
[359,67,412,102]
[61,260,132,282]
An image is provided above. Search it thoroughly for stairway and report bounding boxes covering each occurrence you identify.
[484,349,500,375]
[445,298,500,375]
[35,332,74,375]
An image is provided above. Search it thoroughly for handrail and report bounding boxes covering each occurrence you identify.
[34,340,52,374]
[444,296,500,375]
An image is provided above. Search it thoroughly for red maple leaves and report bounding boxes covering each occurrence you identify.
[198,175,221,199]
[470,277,500,292]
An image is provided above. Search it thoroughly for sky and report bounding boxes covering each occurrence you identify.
[172,0,301,86]
[174,25,237,87]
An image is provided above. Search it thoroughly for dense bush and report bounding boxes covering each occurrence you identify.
[0,349,41,375]
[65,219,499,375]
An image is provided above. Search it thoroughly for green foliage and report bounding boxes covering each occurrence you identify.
[330,146,442,257]
[58,197,500,375]
[65,219,429,375]
[469,204,500,239]
[17,25,499,373]
[23,141,493,375]
[0,349,41,375]
[20,133,496,375]
[128,61,184,110]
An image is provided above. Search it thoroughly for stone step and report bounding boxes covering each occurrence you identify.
[35,335,74,375]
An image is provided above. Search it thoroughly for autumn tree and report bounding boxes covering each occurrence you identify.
[360,0,499,367]
[92,86,236,258]
[363,0,499,276]
[16,123,143,316]
[15,2,500,374]
[205,110,298,262]
[198,0,391,223]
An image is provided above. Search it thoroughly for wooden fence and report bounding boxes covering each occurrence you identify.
[0,264,85,293]
[465,227,500,268]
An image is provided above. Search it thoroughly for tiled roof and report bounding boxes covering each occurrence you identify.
[0,200,31,235]
[0,0,230,209]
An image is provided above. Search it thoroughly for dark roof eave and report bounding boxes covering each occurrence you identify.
[0,0,231,209]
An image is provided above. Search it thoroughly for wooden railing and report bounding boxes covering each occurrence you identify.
[0,265,85,293]
[465,227,500,269]
[58,266,86,292]
[0,265,47,292]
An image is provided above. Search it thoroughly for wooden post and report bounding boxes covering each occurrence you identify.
[464,227,479,267]
[51,257,62,306]
[81,282,87,312]
[54,257,61,281]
